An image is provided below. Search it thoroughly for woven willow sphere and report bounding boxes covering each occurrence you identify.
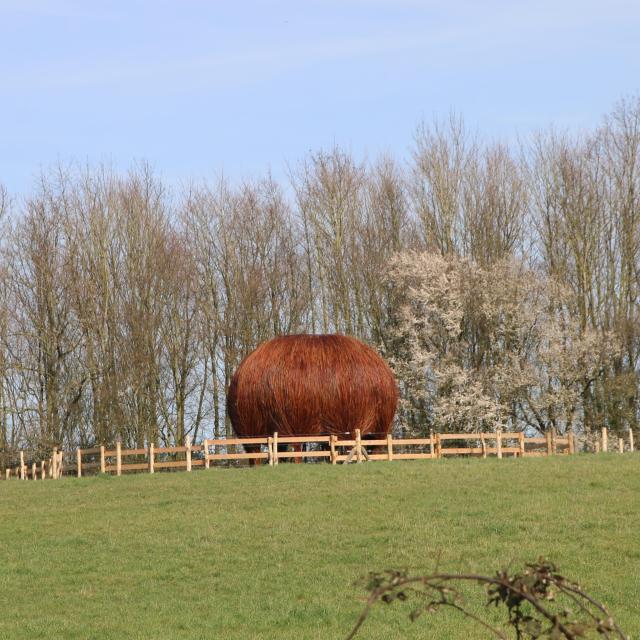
[227,334,398,438]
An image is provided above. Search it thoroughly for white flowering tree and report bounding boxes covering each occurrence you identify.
[385,252,620,436]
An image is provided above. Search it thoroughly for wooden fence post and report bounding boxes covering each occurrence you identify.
[32,462,36,480]
[518,432,525,457]
[629,429,634,453]
[186,436,192,471]
[429,430,435,458]
[480,433,487,458]
[330,435,337,465]
[149,443,155,474]
[545,431,552,456]
[551,428,557,455]
[100,445,106,473]
[19,451,25,480]
[76,449,82,478]
[203,439,210,469]
[51,449,56,480]
[355,429,362,463]
[496,429,503,459]
[58,450,64,478]
[568,431,575,455]
[5,468,9,480]
[386,434,393,461]
[267,437,273,466]
[435,432,441,459]
[601,427,608,452]
[273,432,278,466]
[41,460,45,480]
[618,437,624,454]
[116,441,122,476]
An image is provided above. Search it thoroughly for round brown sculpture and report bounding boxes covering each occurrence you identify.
[227,334,398,440]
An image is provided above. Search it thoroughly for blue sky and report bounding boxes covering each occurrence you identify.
[1,0,639,195]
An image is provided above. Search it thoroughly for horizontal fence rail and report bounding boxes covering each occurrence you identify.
[1,426,635,481]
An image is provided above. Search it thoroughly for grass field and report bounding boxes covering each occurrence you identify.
[1,454,638,639]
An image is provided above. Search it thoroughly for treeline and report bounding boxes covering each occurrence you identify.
[0,98,639,453]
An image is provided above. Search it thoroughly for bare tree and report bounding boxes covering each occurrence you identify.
[410,114,475,256]
[293,148,366,335]
[0,184,11,456]
[463,143,526,264]
[6,171,84,451]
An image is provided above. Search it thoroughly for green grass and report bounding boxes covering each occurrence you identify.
[1,454,638,639]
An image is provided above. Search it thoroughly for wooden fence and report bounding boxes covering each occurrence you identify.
[1,426,635,481]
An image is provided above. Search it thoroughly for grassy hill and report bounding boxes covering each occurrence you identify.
[1,454,638,639]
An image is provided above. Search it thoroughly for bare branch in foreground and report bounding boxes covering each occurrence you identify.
[347,558,628,639]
